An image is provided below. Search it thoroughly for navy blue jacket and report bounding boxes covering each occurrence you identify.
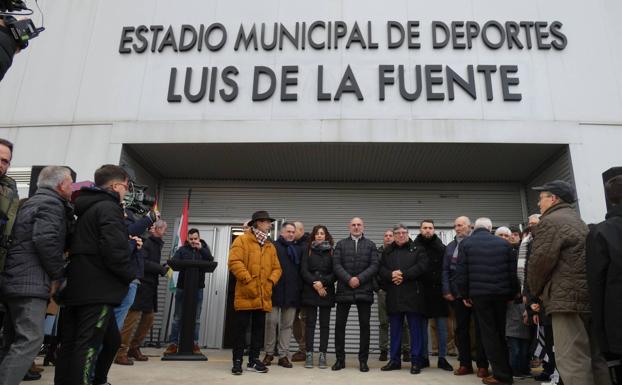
[455,228,518,299]
[173,240,214,289]
[272,236,302,308]
[441,237,465,297]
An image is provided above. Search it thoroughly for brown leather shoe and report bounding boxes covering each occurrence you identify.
[193,343,202,355]
[29,362,44,373]
[481,376,510,385]
[454,365,474,375]
[291,350,306,362]
[128,347,148,361]
[278,356,293,368]
[114,354,134,366]
[477,367,490,378]
[163,343,177,356]
[262,354,274,366]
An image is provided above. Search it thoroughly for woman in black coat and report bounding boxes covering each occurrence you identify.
[378,224,429,374]
[300,225,335,369]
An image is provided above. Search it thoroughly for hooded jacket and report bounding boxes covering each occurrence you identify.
[62,187,135,306]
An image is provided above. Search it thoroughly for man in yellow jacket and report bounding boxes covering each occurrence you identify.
[228,210,282,375]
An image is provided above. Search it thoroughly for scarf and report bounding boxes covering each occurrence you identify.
[311,240,332,252]
[252,227,268,246]
[279,236,301,265]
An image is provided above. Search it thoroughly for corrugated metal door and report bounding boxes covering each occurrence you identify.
[154,181,525,352]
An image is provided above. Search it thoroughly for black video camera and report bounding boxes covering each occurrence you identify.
[123,181,156,216]
[1,0,44,50]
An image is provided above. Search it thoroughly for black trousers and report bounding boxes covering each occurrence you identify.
[54,304,116,385]
[472,297,513,383]
[542,323,557,375]
[305,306,331,353]
[92,313,121,385]
[334,302,371,362]
[232,310,265,362]
[453,299,488,368]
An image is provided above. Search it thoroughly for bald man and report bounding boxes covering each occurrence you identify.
[331,217,379,372]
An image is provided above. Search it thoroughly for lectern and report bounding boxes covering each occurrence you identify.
[161,259,217,361]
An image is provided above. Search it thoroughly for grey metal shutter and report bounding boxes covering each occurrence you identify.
[154,181,525,352]
[525,146,575,215]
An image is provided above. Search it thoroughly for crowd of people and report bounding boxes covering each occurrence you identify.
[0,136,620,385]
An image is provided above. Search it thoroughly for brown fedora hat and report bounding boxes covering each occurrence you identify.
[248,210,275,226]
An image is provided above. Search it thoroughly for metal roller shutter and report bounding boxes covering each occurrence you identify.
[154,181,525,352]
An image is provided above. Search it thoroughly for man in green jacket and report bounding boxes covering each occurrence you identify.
[0,138,19,274]
[528,180,611,385]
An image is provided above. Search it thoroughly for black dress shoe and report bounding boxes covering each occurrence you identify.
[438,357,454,371]
[410,364,421,374]
[422,357,430,368]
[359,361,369,372]
[381,360,402,371]
[331,360,345,371]
[23,371,42,381]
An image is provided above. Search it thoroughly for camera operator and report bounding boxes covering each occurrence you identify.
[0,17,18,82]
[92,203,159,385]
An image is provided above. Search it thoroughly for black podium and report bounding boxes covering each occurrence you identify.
[162,259,217,361]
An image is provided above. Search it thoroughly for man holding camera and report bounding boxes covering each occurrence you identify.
[54,165,135,385]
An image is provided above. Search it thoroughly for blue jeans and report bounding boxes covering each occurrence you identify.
[168,288,203,344]
[114,282,138,330]
[421,317,449,358]
[507,337,531,375]
[389,312,425,365]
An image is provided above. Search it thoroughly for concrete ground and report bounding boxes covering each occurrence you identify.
[34,348,537,385]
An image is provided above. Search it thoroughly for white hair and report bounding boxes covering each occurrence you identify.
[494,226,511,237]
[528,214,541,221]
[474,217,493,231]
[153,219,167,229]
[455,216,471,226]
[37,166,71,190]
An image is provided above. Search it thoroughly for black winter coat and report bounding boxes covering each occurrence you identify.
[1,188,74,299]
[173,240,214,289]
[455,228,518,299]
[125,210,153,280]
[378,239,429,315]
[414,234,448,318]
[63,187,135,306]
[333,236,379,304]
[131,235,166,312]
[587,204,622,355]
[271,236,302,308]
[300,243,335,307]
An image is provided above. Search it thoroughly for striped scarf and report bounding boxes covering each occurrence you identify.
[252,227,268,246]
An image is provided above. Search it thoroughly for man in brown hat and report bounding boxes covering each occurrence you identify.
[228,211,282,375]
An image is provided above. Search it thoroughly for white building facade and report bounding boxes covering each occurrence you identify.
[1,0,621,349]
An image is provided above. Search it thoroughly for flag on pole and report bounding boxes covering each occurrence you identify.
[167,190,191,292]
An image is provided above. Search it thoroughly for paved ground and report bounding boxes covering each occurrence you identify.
[34,348,538,385]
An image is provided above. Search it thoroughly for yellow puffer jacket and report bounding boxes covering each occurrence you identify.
[228,230,282,311]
